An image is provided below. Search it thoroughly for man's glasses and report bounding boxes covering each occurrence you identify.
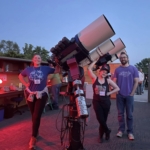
[120,57,127,59]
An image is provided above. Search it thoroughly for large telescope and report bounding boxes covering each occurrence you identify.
[50,15,115,71]
[49,14,124,150]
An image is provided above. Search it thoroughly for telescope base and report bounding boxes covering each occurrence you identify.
[67,120,85,150]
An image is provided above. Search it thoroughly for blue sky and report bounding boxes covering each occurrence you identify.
[0,0,150,65]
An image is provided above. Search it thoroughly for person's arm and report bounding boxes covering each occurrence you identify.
[50,63,61,74]
[112,69,117,83]
[138,72,142,83]
[47,65,55,74]
[48,74,54,80]
[87,61,97,83]
[130,77,139,96]
[18,74,30,88]
[107,79,120,96]
[113,77,117,83]
[54,64,62,74]
[112,70,117,90]
[142,73,144,82]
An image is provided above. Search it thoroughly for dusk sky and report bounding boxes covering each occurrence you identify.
[0,0,150,65]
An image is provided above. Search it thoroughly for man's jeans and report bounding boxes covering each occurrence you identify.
[51,83,62,108]
[116,94,134,134]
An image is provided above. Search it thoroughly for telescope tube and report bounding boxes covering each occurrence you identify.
[77,15,115,51]
[80,39,115,67]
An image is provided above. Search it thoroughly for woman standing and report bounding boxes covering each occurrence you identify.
[19,54,55,149]
[88,61,119,143]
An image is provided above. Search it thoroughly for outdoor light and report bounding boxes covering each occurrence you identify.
[0,79,2,84]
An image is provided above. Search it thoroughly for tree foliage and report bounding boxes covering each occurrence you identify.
[33,46,49,61]
[22,43,34,59]
[135,58,150,74]
[0,40,20,54]
[2,51,24,58]
[0,40,50,61]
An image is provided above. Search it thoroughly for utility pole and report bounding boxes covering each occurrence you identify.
[148,64,150,102]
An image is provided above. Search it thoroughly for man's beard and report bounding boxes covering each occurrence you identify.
[121,60,128,65]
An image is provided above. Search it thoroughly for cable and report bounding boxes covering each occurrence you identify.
[58,104,70,147]
[57,96,88,149]
[69,119,84,143]
[55,104,68,132]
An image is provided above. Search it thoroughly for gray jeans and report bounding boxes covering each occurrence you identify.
[51,83,62,107]
[137,83,142,94]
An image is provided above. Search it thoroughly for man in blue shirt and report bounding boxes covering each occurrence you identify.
[113,52,139,140]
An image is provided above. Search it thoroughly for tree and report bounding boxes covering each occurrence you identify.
[23,44,49,60]
[135,58,150,74]
[33,46,49,61]
[22,43,34,59]
[6,40,13,52]
[0,40,7,53]
[0,40,21,55]
[3,51,24,58]
[0,51,3,56]
[12,42,20,54]
[0,40,50,60]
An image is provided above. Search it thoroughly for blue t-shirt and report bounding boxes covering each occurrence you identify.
[21,66,55,91]
[114,65,139,96]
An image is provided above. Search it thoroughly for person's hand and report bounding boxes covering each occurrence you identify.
[93,59,99,64]
[130,93,134,96]
[49,64,54,68]
[25,83,30,87]
[107,92,111,96]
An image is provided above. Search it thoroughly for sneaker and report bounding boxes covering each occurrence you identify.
[29,136,36,149]
[128,133,134,140]
[116,131,123,137]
